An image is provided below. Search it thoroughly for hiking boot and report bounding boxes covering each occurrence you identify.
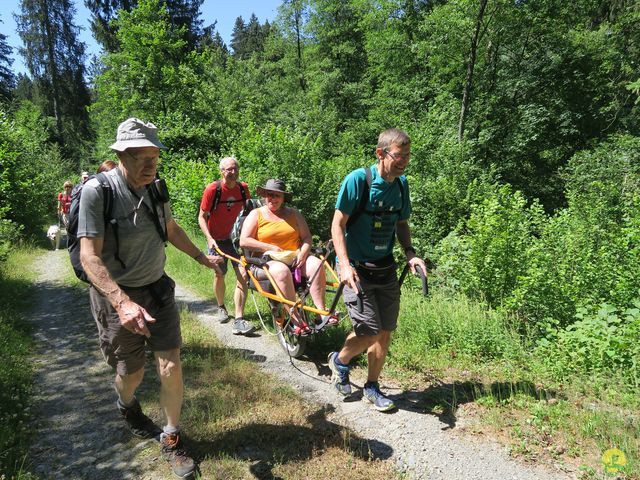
[328,351,352,397]
[232,317,255,335]
[160,431,195,478]
[214,305,229,323]
[362,382,396,412]
[117,398,160,438]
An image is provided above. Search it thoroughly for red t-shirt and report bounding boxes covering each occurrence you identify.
[200,181,250,240]
[58,192,72,214]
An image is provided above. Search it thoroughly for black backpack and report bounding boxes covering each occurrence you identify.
[69,173,169,283]
[67,173,116,283]
[209,180,249,215]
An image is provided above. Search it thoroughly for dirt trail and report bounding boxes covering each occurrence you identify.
[26,250,574,479]
[26,251,172,480]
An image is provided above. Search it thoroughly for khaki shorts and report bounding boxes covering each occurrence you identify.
[342,267,401,336]
[89,274,182,376]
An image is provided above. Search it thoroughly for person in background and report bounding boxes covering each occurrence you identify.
[328,128,427,412]
[78,117,222,478]
[57,181,73,227]
[97,159,117,173]
[81,171,89,183]
[198,156,253,335]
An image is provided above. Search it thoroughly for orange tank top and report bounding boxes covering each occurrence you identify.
[256,208,300,252]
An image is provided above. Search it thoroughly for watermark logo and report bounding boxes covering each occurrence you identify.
[602,448,627,476]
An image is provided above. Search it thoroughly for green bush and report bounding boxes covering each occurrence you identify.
[507,136,640,327]
[230,123,358,239]
[434,183,545,310]
[537,301,640,386]
[161,155,216,231]
[0,103,73,238]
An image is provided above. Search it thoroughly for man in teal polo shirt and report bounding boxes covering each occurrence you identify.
[329,128,426,412]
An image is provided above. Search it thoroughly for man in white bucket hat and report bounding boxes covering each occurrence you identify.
[78,117,221,478]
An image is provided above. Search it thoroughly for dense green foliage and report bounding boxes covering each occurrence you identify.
[2,0,639,395]
[0,103,72,245]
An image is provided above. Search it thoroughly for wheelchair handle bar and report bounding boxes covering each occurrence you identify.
[398,263,428,297]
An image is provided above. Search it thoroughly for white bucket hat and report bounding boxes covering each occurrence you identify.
[109,117,167,152]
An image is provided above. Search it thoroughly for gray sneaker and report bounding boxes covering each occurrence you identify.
[214,305,229,323]
[328,351,352,396]
[232,317,255,335]
[362,381,396,412]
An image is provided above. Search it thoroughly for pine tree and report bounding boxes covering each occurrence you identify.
[230,16,246,57]
[86,0,204,52]
[0,17,15,101]
[15,0,93,164]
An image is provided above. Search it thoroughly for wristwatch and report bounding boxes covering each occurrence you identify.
[404,246,416,256]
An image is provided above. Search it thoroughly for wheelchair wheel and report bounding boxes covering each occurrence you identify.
[250,291,307,358]
[272,304,307,358]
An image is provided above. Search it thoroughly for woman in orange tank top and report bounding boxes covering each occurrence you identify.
[240,179,326,333]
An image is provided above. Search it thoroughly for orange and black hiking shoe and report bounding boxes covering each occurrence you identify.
[160,431,195,478]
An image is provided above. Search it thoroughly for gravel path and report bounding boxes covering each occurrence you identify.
[26,250,575,479]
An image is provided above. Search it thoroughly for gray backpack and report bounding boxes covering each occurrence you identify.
[230,198,263,252]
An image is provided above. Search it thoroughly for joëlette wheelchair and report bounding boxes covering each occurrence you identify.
[212,239,344,358]
[212,238,429,359]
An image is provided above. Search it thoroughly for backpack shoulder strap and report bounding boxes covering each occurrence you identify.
[210,181,222,214]
[95,172,113,220]
[346,167,372,230]
[398,176,407,212]
[96,172,125,269]
[240,182,248,202]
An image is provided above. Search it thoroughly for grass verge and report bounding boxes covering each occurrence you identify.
[138,310,399,479]
[390,282,639,479]
[0,246,39,478]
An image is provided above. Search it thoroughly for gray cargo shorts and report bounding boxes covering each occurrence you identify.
[341,264,401,336]
[89,274,182,376]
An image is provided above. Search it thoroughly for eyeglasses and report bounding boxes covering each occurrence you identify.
[124,150,159,164]
[221,166,238,172]
[384,150,410,162]
[264,191,283,198]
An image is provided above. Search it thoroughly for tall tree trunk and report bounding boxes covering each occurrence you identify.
[294,5,305,91]
[458,0,488,142]
[39,0,63,135]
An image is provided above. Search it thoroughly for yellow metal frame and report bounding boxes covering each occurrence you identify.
[211,241,341,318]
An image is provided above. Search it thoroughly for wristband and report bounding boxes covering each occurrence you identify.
[404,246,416,256]
[193,251,205,261]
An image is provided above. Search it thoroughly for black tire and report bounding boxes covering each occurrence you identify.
[272,304,307,358]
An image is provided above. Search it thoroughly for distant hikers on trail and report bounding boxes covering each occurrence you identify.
[77,117,222,479]
[57,180,73,228]
[198,156,253,335]
[328,128,426,413]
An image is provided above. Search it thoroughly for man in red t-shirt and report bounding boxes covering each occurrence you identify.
[198,157,254,335]
[57,181,73,227]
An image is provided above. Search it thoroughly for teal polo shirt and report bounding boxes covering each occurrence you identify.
[335,164,411,263]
